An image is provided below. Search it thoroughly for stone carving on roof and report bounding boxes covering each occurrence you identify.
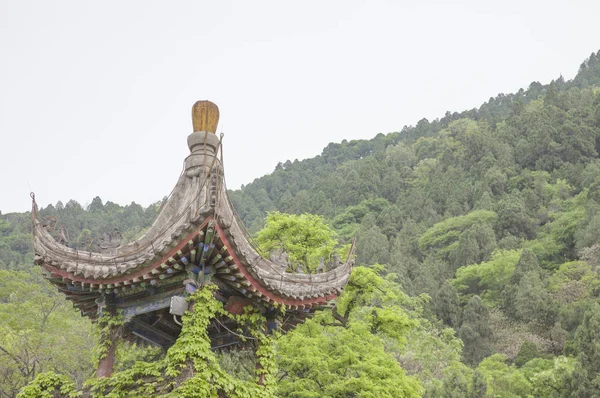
[98,229,123,254]
[269,248,290,271]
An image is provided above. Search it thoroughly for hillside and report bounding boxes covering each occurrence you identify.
[229,49,600,396]
[2,50,600,397]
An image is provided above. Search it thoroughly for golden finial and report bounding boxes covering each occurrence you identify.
[192,100,219,133]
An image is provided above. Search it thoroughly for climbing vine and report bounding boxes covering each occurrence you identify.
[230,305,280,386]
[93,311,125,368]
[18,284,278,397]
[163,285,278,397]
[17,372,80,398]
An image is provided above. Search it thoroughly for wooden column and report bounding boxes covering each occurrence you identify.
[256,317,276,386]
[96,336,117,378]
[256,335,266,387]
[96,305,119,378]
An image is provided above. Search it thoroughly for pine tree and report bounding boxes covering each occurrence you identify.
[563,302,600,396]
[502,249,542,319]
[434,281,462,328]
[459,295,493,365]
[515,271,554,326]
[470,369,487,398]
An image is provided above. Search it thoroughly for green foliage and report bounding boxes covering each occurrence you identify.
[513,270,554,326]
[418,210,497,253]
[355,219,390,266]
[453,250,521,305]
[400,320,464,393]
[434,355,575,398]
[276,266,423,397]
[544,198,586,261]
[432,280,462,328]
[459,296,493,365]
[476,354,532,397]
[494,195,534,240]
[332,198,390,240]
[449,220,497,270]
[573,50,600,88]
[94,312,124,368]
[514,342,541,368]
[255,212,347,272]
[521,356,574,397]
[115,343,164,372]
[548,261,600,304]
[562,302,600,396]
[500,249,554,325]
[430,362,472,398]
[277,317,421,397]
[17,372,80,398]
[85,284,277,397]
[0,216,32,270]
[0,269,95,397]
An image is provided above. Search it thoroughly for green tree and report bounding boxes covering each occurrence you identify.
[433,281,462,328]
[563,302,600,396]
[495,195,534,240]
[255,212,346,272]
[502,249,541,319]
[434,363,471,398]
[418,210,497,254]
[459,296,493,366]
[476,354,532,397]
[514,342,541,368]
[515,271,553,326]
[356,224,389,266]
[0,269,95,397]
[520,357,574,397]
[470,369,487,398]
[276,266,423,397]
[453,250,522,306]
[450,221,497,270]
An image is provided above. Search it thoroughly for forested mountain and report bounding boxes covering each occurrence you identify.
[2,49,600,397]
[230,49,600,396]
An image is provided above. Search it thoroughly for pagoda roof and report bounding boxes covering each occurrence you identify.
[32,101,354,322]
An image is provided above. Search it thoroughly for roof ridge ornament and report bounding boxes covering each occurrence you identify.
[186,100,221,176]
[192,100,219,133]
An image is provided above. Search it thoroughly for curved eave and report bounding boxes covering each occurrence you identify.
[32,171,213,281]
[37,210,353,311]
[31,140,353,310]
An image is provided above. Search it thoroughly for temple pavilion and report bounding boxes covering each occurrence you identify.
[31,101,353,354]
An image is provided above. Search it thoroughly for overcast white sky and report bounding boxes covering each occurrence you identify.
[1,0,599,214]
